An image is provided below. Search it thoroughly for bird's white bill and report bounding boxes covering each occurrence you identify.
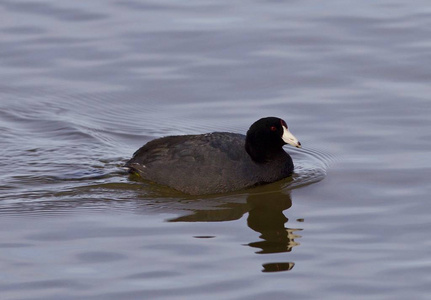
[282,126,301,148]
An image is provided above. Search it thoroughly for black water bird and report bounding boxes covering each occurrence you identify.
[126,117,301,195]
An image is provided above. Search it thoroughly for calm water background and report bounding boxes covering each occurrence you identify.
[1,0,431,299]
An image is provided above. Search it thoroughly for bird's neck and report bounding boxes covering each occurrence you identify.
[245,138,284,163]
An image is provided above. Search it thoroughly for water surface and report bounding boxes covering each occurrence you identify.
[1,0,431,299]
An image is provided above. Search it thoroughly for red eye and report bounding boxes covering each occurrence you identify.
[270,126,277,132]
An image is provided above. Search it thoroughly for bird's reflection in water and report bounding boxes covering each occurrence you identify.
[247,191,302,255]
[169,186,302,272]
[262,262,295,272]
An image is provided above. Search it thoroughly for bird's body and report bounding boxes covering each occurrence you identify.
[126,117,301,195]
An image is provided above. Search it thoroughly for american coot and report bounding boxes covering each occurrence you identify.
[126,117,301,195]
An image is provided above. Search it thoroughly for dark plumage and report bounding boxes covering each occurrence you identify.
[125,117,301,195]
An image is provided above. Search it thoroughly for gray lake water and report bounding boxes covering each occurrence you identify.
[1,0,431,299]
